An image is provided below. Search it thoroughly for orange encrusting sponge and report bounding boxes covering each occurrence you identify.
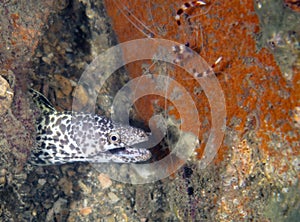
[104,0,300,164]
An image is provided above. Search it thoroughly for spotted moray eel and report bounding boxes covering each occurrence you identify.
[29,89,151,165]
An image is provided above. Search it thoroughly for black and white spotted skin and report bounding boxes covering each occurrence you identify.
[29,89,151,165]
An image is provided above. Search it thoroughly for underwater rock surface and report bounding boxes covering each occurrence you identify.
[0,0,299,221]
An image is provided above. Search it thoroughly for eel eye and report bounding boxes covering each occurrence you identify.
[108,133,120,144]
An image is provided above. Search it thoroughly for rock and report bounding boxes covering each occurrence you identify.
[0,75,13,116]
[72,85,90,111]
[0,169,7,187]
[38,178,47,186]
[58,177,73,196]
[53,74,73,97]
[107,192,119,203]
[79,207,92,216]
[98,173,112,189]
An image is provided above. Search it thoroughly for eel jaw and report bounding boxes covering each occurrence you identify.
[108,146,152,162]
[86,146,152,163]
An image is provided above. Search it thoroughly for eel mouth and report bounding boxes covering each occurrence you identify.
[108,147,127,154]
[107,146,151,162]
